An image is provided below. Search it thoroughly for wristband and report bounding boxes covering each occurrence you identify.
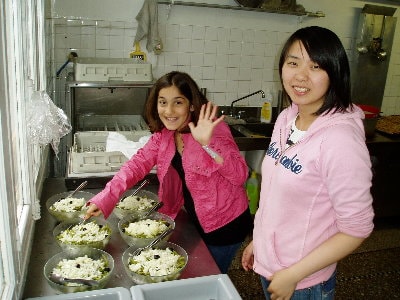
[202,145,218,159]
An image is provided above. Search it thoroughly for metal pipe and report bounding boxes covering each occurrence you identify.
[230,90,265,116]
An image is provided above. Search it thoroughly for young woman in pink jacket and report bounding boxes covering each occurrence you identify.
[241,26,374,299]
[85,71,253,273]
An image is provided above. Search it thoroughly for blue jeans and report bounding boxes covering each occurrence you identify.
[260,271,336,300]
[207,242,242,273]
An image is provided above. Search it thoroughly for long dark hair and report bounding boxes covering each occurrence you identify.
[279,26,352,115]
[144,71,208,132]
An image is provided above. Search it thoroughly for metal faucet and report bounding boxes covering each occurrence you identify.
[230,90,265,117]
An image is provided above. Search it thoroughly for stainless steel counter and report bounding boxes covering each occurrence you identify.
[22,178,220,298]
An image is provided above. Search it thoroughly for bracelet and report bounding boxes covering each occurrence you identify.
[202,145,218,159]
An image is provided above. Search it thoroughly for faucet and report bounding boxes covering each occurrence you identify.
[230,90,265,117]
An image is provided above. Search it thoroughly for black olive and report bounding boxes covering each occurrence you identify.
[154,255,160,259]
[76,264,81,268]
[104,267,110,272]
[99,225,103,228]
[69,200,73,204]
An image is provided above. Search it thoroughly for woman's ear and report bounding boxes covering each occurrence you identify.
[190,105,195,112]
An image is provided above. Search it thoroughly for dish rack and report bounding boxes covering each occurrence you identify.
[68,115,151,175]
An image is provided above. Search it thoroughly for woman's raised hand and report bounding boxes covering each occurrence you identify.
[188,102,224,146]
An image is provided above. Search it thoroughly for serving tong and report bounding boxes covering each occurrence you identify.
[50,273,99,287]
[131,226,174,257]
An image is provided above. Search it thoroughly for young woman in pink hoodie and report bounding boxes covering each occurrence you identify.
[242,26,374,299]
[85,71,253,273]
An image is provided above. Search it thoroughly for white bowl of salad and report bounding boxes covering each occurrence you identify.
[122,241,188,285]
[118,212,175,248]
[53,217,112,255]
[44,247,114,293]
[46,191,95,222]
[113,190,159,220]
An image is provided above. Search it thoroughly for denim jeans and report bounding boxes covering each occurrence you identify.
[260,271,336,300]
[207,242,242,273]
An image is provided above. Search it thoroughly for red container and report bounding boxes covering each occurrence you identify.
[356,104,380,137]
[357,104,380,119]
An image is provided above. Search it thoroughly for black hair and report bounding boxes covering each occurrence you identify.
[279,26,352,115]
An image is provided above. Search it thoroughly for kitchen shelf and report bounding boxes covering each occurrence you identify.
[157,1,325,17]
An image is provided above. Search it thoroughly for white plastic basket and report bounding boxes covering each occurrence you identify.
[69,130,150,174]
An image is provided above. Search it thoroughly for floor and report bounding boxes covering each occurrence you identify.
[227,217,400,300]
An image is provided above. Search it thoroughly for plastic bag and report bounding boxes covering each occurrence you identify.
[26,91,71,157]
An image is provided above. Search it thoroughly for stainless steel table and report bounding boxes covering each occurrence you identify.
[22,178,220,298]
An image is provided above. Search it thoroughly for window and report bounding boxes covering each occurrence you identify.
[0,0,46,299]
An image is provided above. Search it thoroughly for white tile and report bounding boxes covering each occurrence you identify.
[96,49,110,57]
[192,26,206,40]
[205,27,219,41]
[204,40,218,54]
[179,39,192,52]
[253,43,265,57]
[192,39,205,53]
[243,29,255,43]
[81,35,95,50]
[166,24,180,39]
[109,50,125,58]
[190,53,203,67]
[228,55,241,68]
[239,68,252,80]
[240,55,252,67]
[229,41,242,55]
[215,54,228,68]
[189,66,203,79]
[226,67,240,81]
[177,53,191,66]
[179,25,193,39]
[81,26,95,35]
[203,54,217,67]
[229,28,243,42]
[252,56,266,69]
[226,80,239,93]
[241,42,255,56]
[109,35,124,50]
[216,27,229,42]
[202,66,216,80]
[216,40,228,54]
[164,38,179,52]
[214,80,227,93]
[96,36,110,50]
[215,67,227,80]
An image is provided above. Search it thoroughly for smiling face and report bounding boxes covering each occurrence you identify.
[157,85,193,131]
[282,40,330,114]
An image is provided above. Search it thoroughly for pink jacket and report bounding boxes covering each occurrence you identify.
[88,121,249,233]
[253,104,374,289]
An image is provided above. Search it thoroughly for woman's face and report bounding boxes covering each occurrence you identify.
[282,40,330,113]
[157,85,193,131]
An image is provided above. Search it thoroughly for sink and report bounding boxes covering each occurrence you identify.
[230,123,275,138]
[229,126,247,137]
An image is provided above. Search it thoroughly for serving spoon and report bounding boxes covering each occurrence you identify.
[50,273,99,286]
[121,179,150,201]
[63,181,88,199]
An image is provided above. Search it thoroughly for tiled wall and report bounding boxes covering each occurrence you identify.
[47,0,400,115]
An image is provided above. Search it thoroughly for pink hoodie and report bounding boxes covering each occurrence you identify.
[88,121,249,233]
[252,104,374,289]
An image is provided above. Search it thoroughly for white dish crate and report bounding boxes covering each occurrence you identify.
[74,57,152,82]
[69,130,150,174]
